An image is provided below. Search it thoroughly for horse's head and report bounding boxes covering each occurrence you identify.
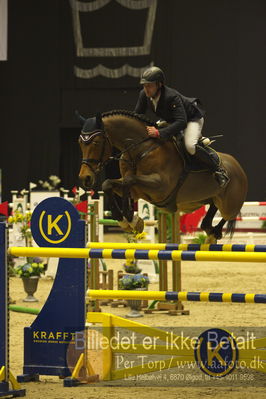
[78,113,112,188]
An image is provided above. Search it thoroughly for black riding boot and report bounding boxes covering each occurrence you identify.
[194,145,230,188]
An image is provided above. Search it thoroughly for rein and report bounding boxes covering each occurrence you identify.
[80,128,158,173]
[110,137,153,163]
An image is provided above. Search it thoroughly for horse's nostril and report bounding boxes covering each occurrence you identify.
[79,175,90,189]
[84,176,92,188]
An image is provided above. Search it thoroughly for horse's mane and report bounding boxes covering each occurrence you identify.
[102,109,157,127]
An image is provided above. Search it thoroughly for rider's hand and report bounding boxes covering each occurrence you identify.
[146,126,160,138]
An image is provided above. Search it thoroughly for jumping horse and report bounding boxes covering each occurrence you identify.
[78,110,248,243]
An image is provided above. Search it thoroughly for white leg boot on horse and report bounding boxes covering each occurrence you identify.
[117,217,134,233]
[117,215,144,234]
[128,213,144,233]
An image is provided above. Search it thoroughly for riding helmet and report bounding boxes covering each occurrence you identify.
[140,66,165,84]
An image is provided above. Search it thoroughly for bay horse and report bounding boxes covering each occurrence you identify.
[78,110,248,243]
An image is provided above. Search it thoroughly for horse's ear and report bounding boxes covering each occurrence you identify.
[95,112,103,129]
[75,110,86,126]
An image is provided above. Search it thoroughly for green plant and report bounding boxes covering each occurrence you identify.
[15,257,47,278]
[192,233,207,244]
[119,274,149,290]
[8,210,47,278]
[8,253,17,277]
[8,210,32,247]
[262,220,266,229]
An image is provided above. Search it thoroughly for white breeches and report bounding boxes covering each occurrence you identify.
[184,117,204,155]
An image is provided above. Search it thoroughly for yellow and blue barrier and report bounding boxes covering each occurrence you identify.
[86,242,266,252]
[8,246,266,262]
[87,289,266,303]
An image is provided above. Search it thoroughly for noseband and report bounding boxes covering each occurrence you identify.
[79,129,111,173]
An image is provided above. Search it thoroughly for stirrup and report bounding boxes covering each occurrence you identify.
[214,170,230,188]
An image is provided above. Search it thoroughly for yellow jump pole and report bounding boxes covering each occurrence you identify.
[85,242,266,252]
[87,289,266,304]
[88,201,100,312]
[8,247,266,262]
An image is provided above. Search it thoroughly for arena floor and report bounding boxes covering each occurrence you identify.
[8,233,266,399]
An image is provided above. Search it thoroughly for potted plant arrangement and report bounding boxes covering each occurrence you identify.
[122,231,147,274]
[15,257,47,302]
[8,209,32,246]
[8,209,46,301]
[123,259,142,274]
[119,273,149,318]
[36,175,61,191]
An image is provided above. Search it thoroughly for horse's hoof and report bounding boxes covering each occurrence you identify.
[118,217,132,232]
[135,218,144,233]
[205,234,217,244]
[129,215,144,234]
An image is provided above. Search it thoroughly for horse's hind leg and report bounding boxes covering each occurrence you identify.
[200,203,217,236]
[211,218,227,241]
[200,203,226,243]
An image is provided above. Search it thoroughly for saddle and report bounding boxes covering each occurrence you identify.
[156,119,221,171]
[173,135,220,172]
[153,135,221,213]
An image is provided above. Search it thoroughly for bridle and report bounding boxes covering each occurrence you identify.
[79,126,160,174]
[79,129,112,174]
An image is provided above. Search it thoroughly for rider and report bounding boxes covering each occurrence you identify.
[134,66,229,188]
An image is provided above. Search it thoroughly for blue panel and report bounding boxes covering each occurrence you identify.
[89,249,103,258]
[22,198,86,378]
[209,293,223,302]
[187,292,201,301]
[158,250,172,260]
[187,244,200,251]
[254,295,266,303]
[0,223,6,369]
[165,244,179,250]
[209,244,223,251]
[181,251,196,260]
[254,245,266,252]
[30,197,80,248]
[231,293,246,303]
[165,291,178,301]
[110,249,127,259]
[232,245,245,251]
[134,250,149,259]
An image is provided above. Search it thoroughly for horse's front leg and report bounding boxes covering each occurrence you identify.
[102,176,144,233]
[121,177,145,233]
[102,173,163,233]
[102,177,133,232]
[120,173,165,232]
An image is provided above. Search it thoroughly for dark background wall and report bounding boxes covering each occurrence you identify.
[0,0,265,202]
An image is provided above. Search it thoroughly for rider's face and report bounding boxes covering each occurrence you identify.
[143,82,161,98]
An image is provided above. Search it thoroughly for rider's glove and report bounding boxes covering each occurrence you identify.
[146,126,160,138]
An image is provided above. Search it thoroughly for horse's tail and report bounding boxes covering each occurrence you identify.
[225,218,237,238]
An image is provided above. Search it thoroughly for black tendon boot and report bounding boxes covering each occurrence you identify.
[194,145,230,188]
